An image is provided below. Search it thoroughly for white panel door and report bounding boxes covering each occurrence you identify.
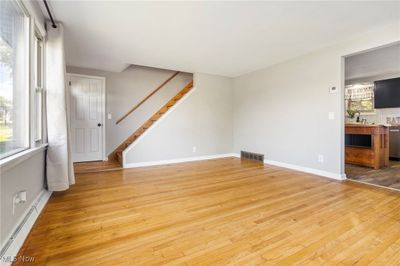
[69,75,105,162]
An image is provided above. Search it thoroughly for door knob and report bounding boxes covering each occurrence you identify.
[97,123,102,127]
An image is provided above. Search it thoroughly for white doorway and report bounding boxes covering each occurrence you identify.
[68,74,106,162]
[342,42,400,190]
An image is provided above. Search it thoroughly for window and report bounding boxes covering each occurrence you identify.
[345,84,375,114]
[0,1,30,159]
[33,31,44,142]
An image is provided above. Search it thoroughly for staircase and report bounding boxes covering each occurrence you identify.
[109,80,194,165]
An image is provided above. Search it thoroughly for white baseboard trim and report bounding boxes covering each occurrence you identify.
[0,189,52,265]
[124,153,237,168]
[264,159,346,180]
[122,86,197,167]
[125,152,345,181]
[232,153,344,180]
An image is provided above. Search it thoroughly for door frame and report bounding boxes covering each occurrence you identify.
[341,41,400,180]
[67,73,107,161]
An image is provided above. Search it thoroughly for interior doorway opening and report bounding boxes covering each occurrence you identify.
[344,43,400,190]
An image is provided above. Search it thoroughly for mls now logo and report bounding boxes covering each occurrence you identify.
[1,255,35,263]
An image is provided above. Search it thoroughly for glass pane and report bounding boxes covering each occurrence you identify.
[0,1,29,159]
[34,34,43,141]
[345,84,375,113]
[35,35,42,88]
[34,91,42,141]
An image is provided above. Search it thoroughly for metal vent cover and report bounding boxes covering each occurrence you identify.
[241,151,264,163]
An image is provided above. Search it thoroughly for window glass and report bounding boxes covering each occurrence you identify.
[345,84,375,113]
[0,1,29,159]
[34,33,43,142]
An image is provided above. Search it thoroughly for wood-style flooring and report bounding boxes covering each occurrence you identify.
[16,158,400,265]
[346,160,400,190]
[73,159,121,174]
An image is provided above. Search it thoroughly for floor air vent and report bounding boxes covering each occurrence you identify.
[241,151,264,163]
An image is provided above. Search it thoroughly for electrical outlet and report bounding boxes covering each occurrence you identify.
[328,112,335,120]
[318,154,324,163]
[192,146,197,153]
[107,113,112,119]
[13,190,27,214]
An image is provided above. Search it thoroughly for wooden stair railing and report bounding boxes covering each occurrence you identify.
[116,71,180,124]
[109,80,194,164]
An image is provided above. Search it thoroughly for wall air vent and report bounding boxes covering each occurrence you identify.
[240,151,264,163]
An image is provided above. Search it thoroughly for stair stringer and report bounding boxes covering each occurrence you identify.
[121,86,197,168]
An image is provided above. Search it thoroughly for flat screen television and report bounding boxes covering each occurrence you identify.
[374,77,400,108]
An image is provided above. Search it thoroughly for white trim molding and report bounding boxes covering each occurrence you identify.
[264,159,346,181]
[124,153,237,169]
[125,153,345,181]
[232,153,345,180]
[0,190,52,265]
[122,86,197,167]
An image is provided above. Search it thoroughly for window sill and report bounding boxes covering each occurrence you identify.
[0,144,48,174]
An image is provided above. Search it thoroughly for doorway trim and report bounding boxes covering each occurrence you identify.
[67,73,107,161]
[340,40,400,181]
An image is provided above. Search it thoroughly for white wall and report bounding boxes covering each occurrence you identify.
[124,73,233,164]
[0,151,46,247]
[345,43,400,81]
[233,22,400,177]
[66,66,193,154]
[346,72,400,86]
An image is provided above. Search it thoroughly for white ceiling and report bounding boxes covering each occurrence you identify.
[345,43,400,80]
[46,1,400,77]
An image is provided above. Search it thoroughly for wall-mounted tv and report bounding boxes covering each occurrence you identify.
[374,77,400,109]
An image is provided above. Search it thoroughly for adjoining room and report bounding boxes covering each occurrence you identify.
[344,43,400,190]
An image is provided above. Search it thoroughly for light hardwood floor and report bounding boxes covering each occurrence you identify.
[73,160,121,174]
[16,158,400,265]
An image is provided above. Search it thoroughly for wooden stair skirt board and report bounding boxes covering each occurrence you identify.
[109,80,194,165]
[116,71,180,125]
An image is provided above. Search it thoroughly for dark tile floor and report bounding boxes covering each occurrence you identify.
[346,160,400,190]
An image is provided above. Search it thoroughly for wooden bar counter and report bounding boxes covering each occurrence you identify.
[345,124,389,169]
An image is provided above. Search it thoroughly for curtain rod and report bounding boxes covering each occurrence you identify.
[43,0,57,28]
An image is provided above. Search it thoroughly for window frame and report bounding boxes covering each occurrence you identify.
[0,0,31,160]
[345,84,375,115]
[32,28,45,145]
[0,0,47,164]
